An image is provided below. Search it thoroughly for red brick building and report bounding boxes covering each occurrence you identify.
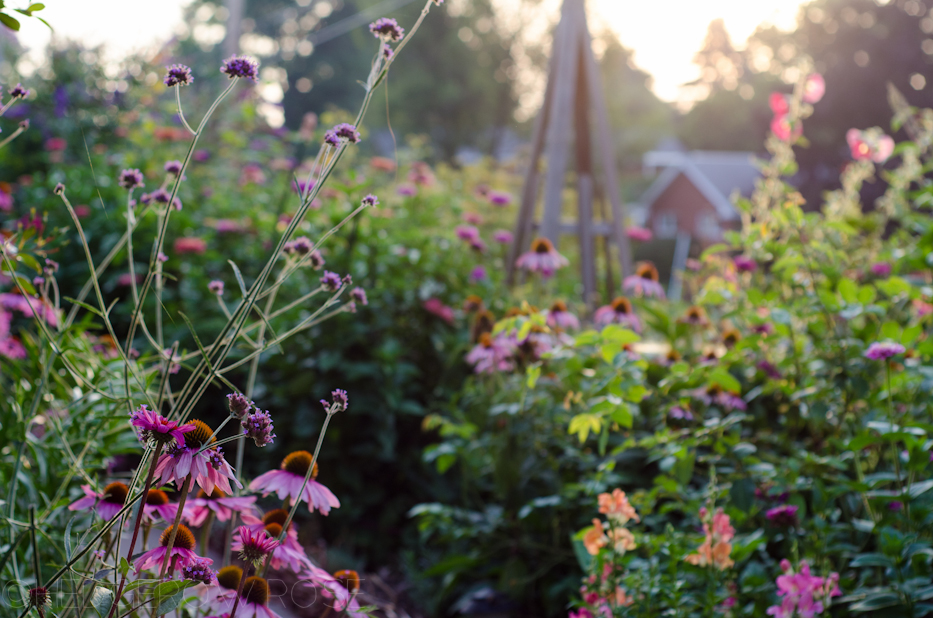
[637,150,760,247]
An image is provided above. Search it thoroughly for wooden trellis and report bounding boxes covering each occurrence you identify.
[506,0,633,304]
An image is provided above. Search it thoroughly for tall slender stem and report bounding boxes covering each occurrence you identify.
[159,474,194,578]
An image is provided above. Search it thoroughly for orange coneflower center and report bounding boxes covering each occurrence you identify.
[550,300,568,313]
[262,508,289,527]
[242,576,269,606]
[463,295,484,312]
[282,451,318,478]
[217,565,243,590]
[611,297,633,314]
[160,524,195,551]
[196,488,227,500]
[636,262,659,282]
[666,349,682,362]
[334,569,361,593]
[472,310,495,340]
[103,482,129,505]
[146,489,169,506]
[686,306,704,320]
[531,237,554,254]
[706,384,723,397]
[478,333,494,348]
[723,329,741,346]
[183,419,216,449]
[264,523,283,538]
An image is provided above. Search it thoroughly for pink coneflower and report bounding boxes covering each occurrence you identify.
[237,513,308,572]
[208,280,224,295]
[201,565,243,612]
[423,298,455,324]
[134,524,208,574]
[249,450,340,515]
[232,525,279,566]
[0,336,26,359]
[546,300,580,330]
[864,341,906,360]
[493,229,513,244]
[465,332,515,374]
[693,384,747,411]
[487,190,513,206]
[130,404,193,446]
[142,489,180,523]
[154,420,242,495]
[515,237,569,278]
[623,262,665,298]
[803,73,825,104]
[847,128,895,163]
[679,305,709,327]
[722,328,741,348]
[174,237,207,254]
[185,488,258,527]
[870,262,891,277]
[625,226,653,242]
[236,577,284,618]
[593,297,642,332]
[68,482,128,520]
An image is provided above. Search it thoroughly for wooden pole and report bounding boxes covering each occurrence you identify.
[224,0,245,58]
[573,32,597,304]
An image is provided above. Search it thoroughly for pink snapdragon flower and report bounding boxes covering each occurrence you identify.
[249,450,340,515]
[767,560,840,618]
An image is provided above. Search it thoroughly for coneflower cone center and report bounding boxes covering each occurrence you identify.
[160,524,195,551]
[282,451,318,478]
[262,508,289,527]
[197,488,227,500]
[243,576,269,606]
[334,569,361,593]
[103,482,129,505]
[264,523,283,538]
[611,298,632,314]
[184,419,216,449]
[146,489,169,505]
[217,565,243,590]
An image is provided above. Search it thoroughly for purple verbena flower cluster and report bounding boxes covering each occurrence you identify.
[164,64,193,87]
[221,55,260,81]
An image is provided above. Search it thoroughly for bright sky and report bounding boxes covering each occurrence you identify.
[14,0,809,102]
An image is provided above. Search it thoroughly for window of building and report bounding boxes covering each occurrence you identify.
[654,213,678,238]
[697,214,721,240]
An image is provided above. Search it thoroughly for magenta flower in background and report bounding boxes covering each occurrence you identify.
[208,280,224,295]
[68,482,129,521]
[232,525,279,565]
[487,190,513,206]
[803,73,825,104]
[0,186,12,212]
[669,406,694,421]
[396,183,417,196]
[118,168,144,190]
[847,128,895,163]
[623,262,665,298]
[242,410,276,447]
[164,160,183,176]
[864,341,906,360]
[141,489,180,524]
[515,237,569,278]
[239,163,266,186]
[766,504,799,528]
[408,161,436,186]
[493,229,513,244]
[470,265,487,282]
[423,297,455,324]
[734,255,757,272]
[462,211,483,225]
[771,114,802,142]
[546,300,580,330]
[369,17,405,41]
[625,226,653,242]
[134,524,208,574]
[465,333,516,374]
[350,287,368,306]
[172,236,206,255]
[456,225,480,243]
[870,262,891,277]
[45,137,66,152]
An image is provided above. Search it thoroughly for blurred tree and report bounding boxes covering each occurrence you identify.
[173,0,523,160]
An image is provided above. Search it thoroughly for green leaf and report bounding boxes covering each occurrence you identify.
[730,478,757,512]
[119,557,130,577]
[154,590,184,616]
[610,406,633,429]
[700,243,729,260]
[600,324,641,345]
[881,321,901,341]
[858,285,877,305]
[0,12,21,30]
[850,553,895,568]
[708,367,741,393]
[526,364,541,389]
[909,479,933,498]
[91,587,114,617]
[849,591,902,611]
[568,413,601,442]
[27,3,45,10]
[838,278,858,304]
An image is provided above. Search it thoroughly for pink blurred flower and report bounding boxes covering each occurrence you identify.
[803,73,825,104]
[456,225,480,243]
[870,262,891,277]
[239,163,266,186]
[45,137,66,151]
[515,237,569,278]
[249,451,340,516]
[847,128,894,163]
[864,341,905,360]
[462,212,483,225]
[771,114,802,142]
[185,489,258,526]
[593,297,641,332]
[408,161,435,186]
[493,229,513,244]
[769,92,790,116]
[488,190,513,206]
[423,297,455,324]
[0,187,11,212]
[470,265,487,282]
[547,300,580,330]
[74,205,91,217]
[396,183,417,196]
[465,333,515,374]
[625,226,653,242]
[174,237,207,254]
[913,298,933,317]
[734,255,757,272]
